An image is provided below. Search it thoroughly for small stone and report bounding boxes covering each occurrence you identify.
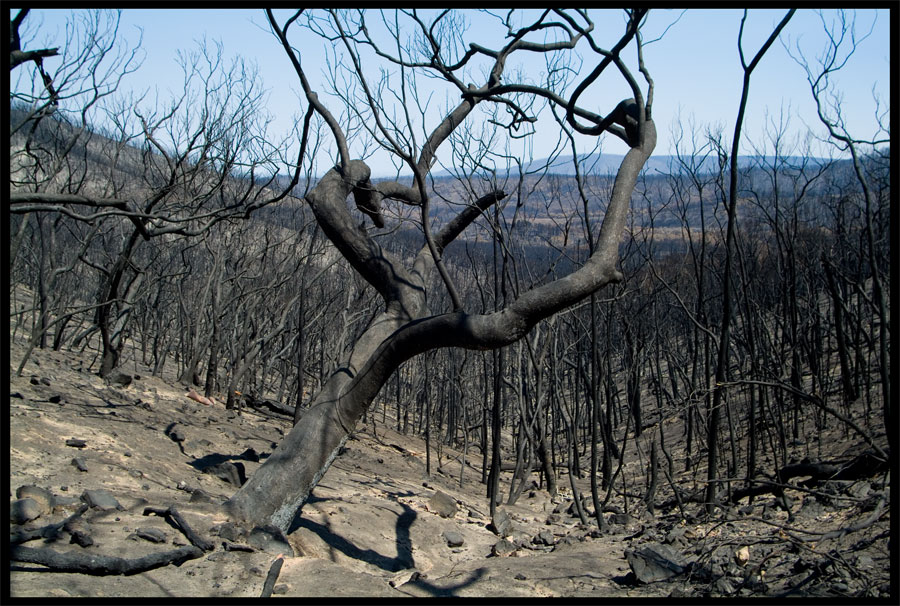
[40,377,52,386]
[166,424,186,443]
[30,376,40,385]
[734,546,750,567]
[714,577,736,594]
[442,530,464,547]
[190,489,214,503]
[273,584,289,595]
[65,438,87,448]
[81,489,121,511]
[491,538,517,557]
[10,498,43,524]
[70,530,94,547]
[48,395,62,404]
[135,527,167,543]
[71,457,88,472]
[514,573,527,581]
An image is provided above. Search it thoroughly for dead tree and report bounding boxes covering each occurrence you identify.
[226,8,657,532]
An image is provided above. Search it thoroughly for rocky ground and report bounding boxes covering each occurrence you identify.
[7,334,893,599]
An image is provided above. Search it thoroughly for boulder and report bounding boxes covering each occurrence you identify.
[10,498,43,524]
[625,542,689,583]
[489,509,512,537]
[427,491,458,518]
[16,485,53,515]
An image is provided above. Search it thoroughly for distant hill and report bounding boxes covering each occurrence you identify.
[424,152,837,179]
[524,153,836,176]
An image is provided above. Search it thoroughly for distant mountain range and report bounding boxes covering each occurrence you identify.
[423,153,836,179]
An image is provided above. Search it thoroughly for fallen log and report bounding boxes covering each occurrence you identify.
[143,506,215,552]
[244,396,295,419]
[10,544,202,575]
[730,449,889,504]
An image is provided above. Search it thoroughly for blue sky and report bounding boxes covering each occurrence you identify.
[13,8,890,177]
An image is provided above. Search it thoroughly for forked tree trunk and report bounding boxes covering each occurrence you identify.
[226,120,655,533]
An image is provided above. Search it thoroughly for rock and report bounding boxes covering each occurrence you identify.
[10,498,43,524]
[30,376,40,385]
[248,525,294,557]
[16,485,53,515]
[734,546,750,567]
[442,530,464,547]
[533,530,556,546]
[202,462,246,487]
[714,577,736,595]
[545,514,561,525]
[81,489,122,511]
[189,489,214,503]
[65,438,87,448]
[71,457,88,472]
[388,569,421,588]
[427,491,458,518]
[273,584,289,595]
[240,447,260,462]
[70,529,94,547]
[491,539,517,557]
[52,495,81,510]
[166,424,186,443]
[625,543,689,583]
[489,509,513,537]
[185,438,214,451]
[665,525,687,545]
[848,482,871,499]
[135,527,167,543]
[514,573,527,581]
[210,522,245,542]
[48,395,62,404]
[107,372,133,387]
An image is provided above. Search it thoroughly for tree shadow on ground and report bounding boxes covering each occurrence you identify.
[287,500,417,572]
